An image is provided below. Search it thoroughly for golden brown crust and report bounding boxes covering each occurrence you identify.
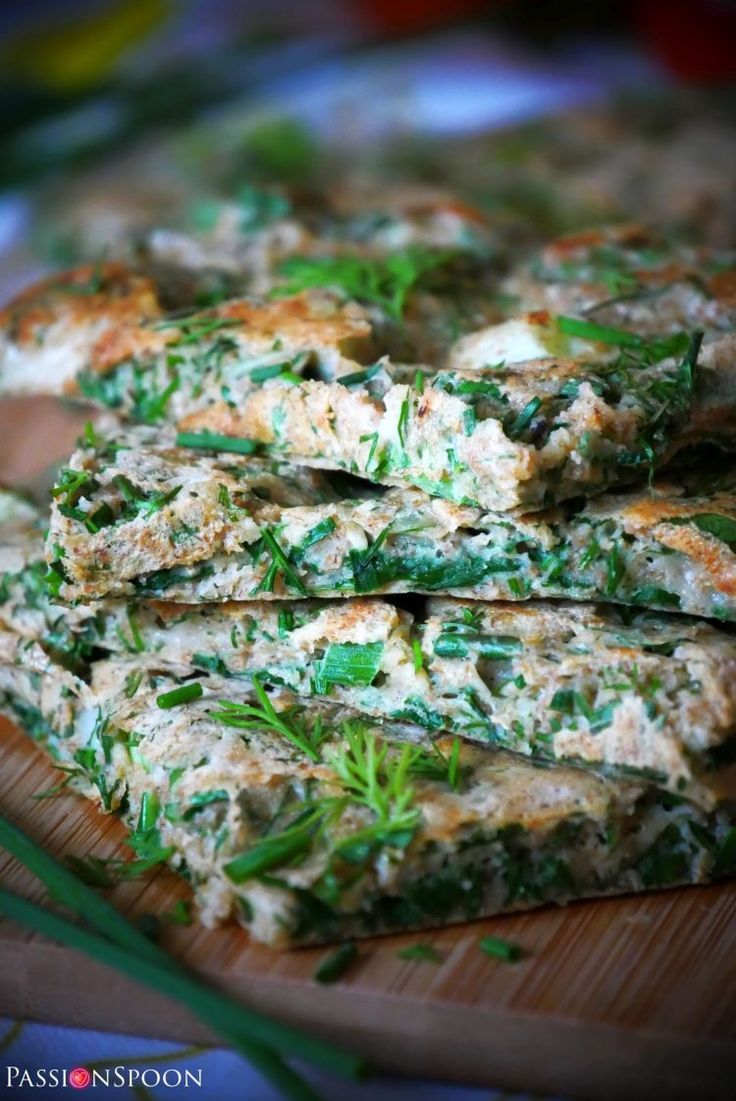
[709,269,736,307]
[213,292,372,355]
[89,290,373,377]
[541,223,654,262]
[599,495,736,597]
[651,525,736,597]
[0,262,161,350]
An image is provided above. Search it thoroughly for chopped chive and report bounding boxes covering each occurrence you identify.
[337,363,383,387]
[258,527,308,596]
[447,737,461,791]
[504,397,542,441]
[224,814,320,883]
[556,315,644,347]
[156,682,203,709]
[314,942,358,984]
[605,544,625,595]
[249,362,292,383]
[397,396,410,447]
[175,431,261,455]
[396,943,442,963]
[85,503,115,533]
[0,886,356,1096]
[412,638,424,673]
[312,642,384,694]
[479,935,523,962]
[293,517,337,560]
[126,608,145,653]
[137,791,160,834]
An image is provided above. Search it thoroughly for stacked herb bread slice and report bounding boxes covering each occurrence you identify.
[46,421,736,619]
[5,488,736,797]
[1,494,736,948]
[1,208,736,947]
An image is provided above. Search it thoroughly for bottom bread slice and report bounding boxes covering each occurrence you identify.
[1,633,734,948]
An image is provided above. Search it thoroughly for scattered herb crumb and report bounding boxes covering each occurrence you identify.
[397,943,442,963]
[314,942,358,984]
[479,935,523,962]
[162,899,192,926]
[157,682,203,709]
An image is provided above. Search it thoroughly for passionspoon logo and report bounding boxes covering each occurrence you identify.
[69,1067,91,1088]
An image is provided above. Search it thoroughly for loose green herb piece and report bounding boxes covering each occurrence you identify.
[175,431,261,455]
[313,942,358,984]
[162,900,192,926]
[157,683,203,709]
[479,935,523,962]
[396,943,442,963]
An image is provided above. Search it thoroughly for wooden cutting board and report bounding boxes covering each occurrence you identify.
[1,397,736,1101]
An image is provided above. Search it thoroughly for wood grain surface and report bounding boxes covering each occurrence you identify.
[1,398,735,1101]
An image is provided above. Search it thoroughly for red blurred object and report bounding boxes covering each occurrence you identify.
[357,0,492,34]
[636,0,736,81]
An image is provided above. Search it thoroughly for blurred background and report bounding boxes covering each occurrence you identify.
[0,0,734,299]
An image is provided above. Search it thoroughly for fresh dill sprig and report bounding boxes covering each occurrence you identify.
[213,681,327,762]
[224,721,426,885]
[407,737,463,791]
[324,722,422,858]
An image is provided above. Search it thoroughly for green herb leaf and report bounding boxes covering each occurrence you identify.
[314,942,358,984]
[396,943,442,963]
[504,397,543,442]
[337,363,383,388]
[479,935,523,962]
[175,431,261,455]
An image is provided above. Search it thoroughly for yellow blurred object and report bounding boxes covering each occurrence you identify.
[3,0,171,92]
